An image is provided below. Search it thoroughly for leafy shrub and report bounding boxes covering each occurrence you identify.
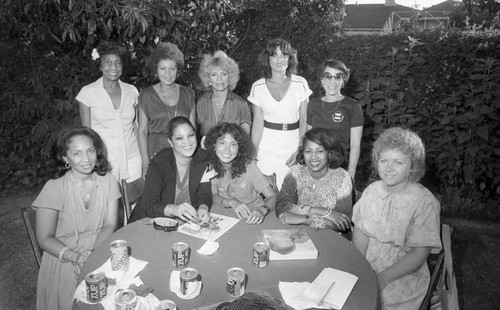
[0,1,498,220]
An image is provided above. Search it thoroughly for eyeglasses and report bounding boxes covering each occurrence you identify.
[321,72,344,81]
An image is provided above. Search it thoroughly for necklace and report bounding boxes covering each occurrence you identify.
[322,99,342,121]
[306,169,330,190]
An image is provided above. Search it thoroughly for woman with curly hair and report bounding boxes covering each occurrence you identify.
[352,127,441,309]
[248,38,312,190]
[33,127,120,309]
[276,128,353,231]
[205,123,276,224]
[77,41,142,182]
[197,51,251,141]
[138,42,196,175]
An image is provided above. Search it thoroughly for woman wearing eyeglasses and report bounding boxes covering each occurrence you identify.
[307,59,363,180]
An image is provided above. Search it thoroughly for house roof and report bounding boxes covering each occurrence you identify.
[424,0,461,11]
[344,4,415,29]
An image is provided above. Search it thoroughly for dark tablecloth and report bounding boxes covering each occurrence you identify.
[75,207,380,310]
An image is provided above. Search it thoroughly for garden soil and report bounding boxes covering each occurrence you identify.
[0,188,499,309]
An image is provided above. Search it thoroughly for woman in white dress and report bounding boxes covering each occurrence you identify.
[77,41,142,183]
[248,38,312,190]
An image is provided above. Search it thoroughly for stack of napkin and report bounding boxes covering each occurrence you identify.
[279,267,358,310]
[74,256,159,309]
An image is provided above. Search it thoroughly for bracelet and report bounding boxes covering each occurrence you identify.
[320,208,332,218]
[260,205,271,216]
[300,205,312,215]
[58,246,71,263]
[70,251,80,264]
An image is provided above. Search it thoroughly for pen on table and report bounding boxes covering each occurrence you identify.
[318,281,336,307]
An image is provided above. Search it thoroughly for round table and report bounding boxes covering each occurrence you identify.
[76,208,380,310]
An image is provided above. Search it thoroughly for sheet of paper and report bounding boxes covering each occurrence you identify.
[177,213,239,241]
[303,267,358,309]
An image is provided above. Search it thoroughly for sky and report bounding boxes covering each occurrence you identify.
[344,0,454,10]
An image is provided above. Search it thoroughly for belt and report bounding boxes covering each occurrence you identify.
[263,120,299,131]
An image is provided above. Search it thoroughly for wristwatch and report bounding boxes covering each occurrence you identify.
[260,205,271,216]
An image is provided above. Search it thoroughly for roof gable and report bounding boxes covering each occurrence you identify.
[344,3,415,29]
[425,0,460,11]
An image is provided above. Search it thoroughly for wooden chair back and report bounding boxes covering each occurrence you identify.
[121,178,145,225]
[419,223,457,310]
[20,206,43,268]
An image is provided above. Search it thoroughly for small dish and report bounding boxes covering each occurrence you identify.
[153,217,179,232]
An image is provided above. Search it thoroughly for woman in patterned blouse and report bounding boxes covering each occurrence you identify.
[276,128,353,231]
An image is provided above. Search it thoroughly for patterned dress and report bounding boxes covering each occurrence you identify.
[276,165,353,229]
[352,181,442,309]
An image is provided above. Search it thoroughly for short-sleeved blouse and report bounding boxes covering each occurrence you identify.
[76,77,141,181]
[211,162,270,210]
[307,96,364,152]
[352,181,442,309]
[138,85,195,157]
[33,172,120,310]
[197,90,251,136]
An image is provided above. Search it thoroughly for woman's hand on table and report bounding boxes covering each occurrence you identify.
[310,207,352,231]
[197,205,210,223]
[167,203,199,222]
[325,210,352,231]
[245,210,264,225]
[279,212,307,225]
[231,201,252,220]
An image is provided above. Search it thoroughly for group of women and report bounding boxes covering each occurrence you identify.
[33,38,441,310]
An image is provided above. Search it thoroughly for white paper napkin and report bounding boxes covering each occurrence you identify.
[197,240,219,255]
[169,270,202,300]
[74,256,149,307]
[279,282,330,310]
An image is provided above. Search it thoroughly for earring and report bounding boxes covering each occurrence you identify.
[341,83,345,89]
[65,162,71,169]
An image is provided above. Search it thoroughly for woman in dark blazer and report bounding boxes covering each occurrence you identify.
[130,116,212,222]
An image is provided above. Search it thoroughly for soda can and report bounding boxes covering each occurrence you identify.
[226,267,245,297]
[85,272,108,303]
[180,267,199,295]
[114,288,138,310]
[110,239,129,271]
[172,242,190,268]
[252,242,270,268]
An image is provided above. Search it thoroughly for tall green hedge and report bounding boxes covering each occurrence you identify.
[1,2,498,220]
[308,31,499,220]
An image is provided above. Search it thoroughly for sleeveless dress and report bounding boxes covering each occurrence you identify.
[76,77,142,182]
[247,75,312,189]
[33,172,120,310]
[138,85,195,158]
